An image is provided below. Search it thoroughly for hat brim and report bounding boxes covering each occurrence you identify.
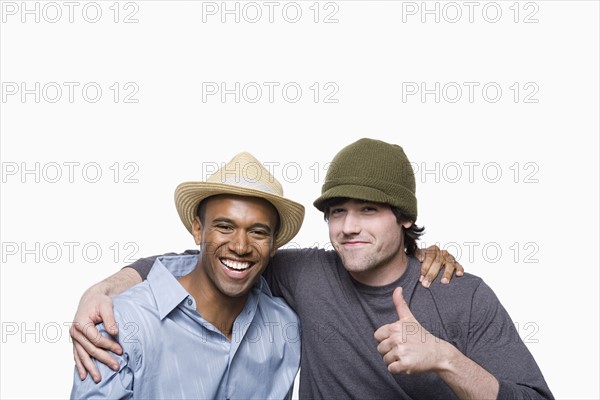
[175,182,305,249]
[313,184,417,221]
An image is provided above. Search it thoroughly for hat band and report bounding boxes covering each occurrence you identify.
[220,177,276,194]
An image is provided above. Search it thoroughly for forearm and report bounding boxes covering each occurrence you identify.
[85,268,142,298]
[83,249,200,299]
[126,250,199,281]
[436,342,499,400]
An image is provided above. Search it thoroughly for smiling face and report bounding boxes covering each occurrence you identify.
[192,195,278,302]
[327,199,412,286]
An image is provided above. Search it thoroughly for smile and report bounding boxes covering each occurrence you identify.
[220,258,252,271]
[342,241,370,246]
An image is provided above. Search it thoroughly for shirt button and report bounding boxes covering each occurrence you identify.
[187,299,193,306]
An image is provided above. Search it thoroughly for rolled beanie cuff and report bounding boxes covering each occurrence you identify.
[322,176,415,195]
[313,184,417,221]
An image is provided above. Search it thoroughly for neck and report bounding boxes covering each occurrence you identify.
[178,262,247,340]
[349,251,410,287]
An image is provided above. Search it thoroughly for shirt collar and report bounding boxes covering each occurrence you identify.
[147,256,194,320]
[147,254,274,320]
[254,274,272,297]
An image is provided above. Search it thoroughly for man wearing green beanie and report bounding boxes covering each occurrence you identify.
[310,138,552,398]
[69,138,553,399]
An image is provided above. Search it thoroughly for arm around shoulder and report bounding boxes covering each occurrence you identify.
[95,268,143,297]
[126,249,199,280]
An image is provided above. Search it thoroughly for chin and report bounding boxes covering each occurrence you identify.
[220,285,252,298]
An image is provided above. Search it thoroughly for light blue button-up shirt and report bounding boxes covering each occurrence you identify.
[71,255,301,399]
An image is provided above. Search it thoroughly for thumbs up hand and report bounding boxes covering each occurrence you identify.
[374,287,451,375]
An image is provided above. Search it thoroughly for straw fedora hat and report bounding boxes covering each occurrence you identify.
[174,152,305,249]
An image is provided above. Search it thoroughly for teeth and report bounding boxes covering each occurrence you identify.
[221,259,251,270]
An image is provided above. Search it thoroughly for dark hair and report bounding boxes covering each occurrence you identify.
[390,206,424,256]
[322,197,424,256]
[195,195,281,236]
[196,198,210,224]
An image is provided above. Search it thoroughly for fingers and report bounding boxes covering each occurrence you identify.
[73,345,87,381]
[420,246,463,288]
[376,336,402,368]
[80,322,120,354]
[93,333,123,357]
[378,342,412,375]
[419,245,444,287]
[69,289,124,384]
[70,323,89,381]
[441,264,454,284]
[419,245,437,280]
[75,308,122,355]
[441,259,464,283]
[420,246,443,288]
[423,258,445,286]
[74,340,102,383]
[374,324,391,342]
[376,337,392,355]
[455,261,464,276]
[76,332,121,376]
[97,305,122,355]
[387,359,412,375]
[415,247,425,262]
[71,322,121,372]
[375,329,417,375]
[98,300,119,337]
[383,350,403,367]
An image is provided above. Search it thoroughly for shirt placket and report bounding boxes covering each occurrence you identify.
[225,291,259,400]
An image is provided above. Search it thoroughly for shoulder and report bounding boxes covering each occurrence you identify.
[268,248,339,289]
[418,272,494,312]
[422,272,506,322]
[113,281,157,313]
[272,247,337,268]
[111,282,161,337]
[426,271,487,296]
[255,277,299,322]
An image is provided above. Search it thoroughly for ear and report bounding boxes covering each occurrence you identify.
[191,217,203,246]
[401,220,413,229]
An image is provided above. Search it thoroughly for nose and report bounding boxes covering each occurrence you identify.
[341,211,361,236]
[228,231,252,256]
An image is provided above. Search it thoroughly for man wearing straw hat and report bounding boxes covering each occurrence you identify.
[71,152,304,399]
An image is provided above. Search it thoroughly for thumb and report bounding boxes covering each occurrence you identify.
[393,287,413,320]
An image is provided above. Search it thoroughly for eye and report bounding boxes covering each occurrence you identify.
[250,229,270,238]
[361,205,378,213]
[215,224,233,232]
[330,208,345,216]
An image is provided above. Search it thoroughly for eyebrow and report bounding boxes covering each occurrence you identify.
[212,217,273,233]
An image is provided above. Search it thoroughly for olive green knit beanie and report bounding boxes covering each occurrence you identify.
[313,138,417,221]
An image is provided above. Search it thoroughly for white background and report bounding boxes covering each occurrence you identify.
[1,1,598,399]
